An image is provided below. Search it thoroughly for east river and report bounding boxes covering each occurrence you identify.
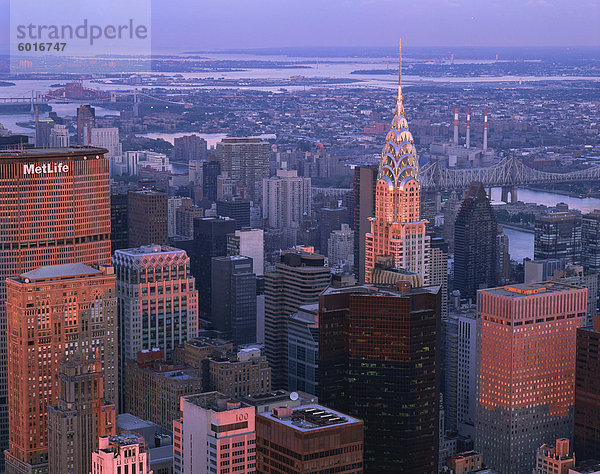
[490,187,600,262]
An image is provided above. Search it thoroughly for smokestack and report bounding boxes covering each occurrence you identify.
[466,107,471,148]
[483,108,488,151]
[453,106,459,145]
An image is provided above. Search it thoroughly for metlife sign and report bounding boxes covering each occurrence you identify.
[23,162,70,175]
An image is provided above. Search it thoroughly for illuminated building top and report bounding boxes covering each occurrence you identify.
[377,38,419,189]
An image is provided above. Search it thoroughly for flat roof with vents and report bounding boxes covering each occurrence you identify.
[259,404,361,432]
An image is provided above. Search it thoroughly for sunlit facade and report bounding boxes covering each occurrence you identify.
[365,41,429,283]
[476,282,587,474]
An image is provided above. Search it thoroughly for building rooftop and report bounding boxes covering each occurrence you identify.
[0,146,108,158]
[289,304,319,325]
[115,244,187,257]
[19,263,102,281]
[184,392,244,412]
[259,404,361,432]
[569,460,600,473]
[118,413,158,433]
[186,336,232,348]
[240,390,317,407]
[482,281,580,298]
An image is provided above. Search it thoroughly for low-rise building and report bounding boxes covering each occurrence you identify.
[255,404,363,473]
[124,350,203,430]
[91,434,152,474]
[534,439,576,474]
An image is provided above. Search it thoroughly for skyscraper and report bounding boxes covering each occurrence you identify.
[364,41,430,284]
[353,164,378,282]
[211,256,257,345]
[0,147,111,470]
[111,192,129,253]
[582,210,600,310]
[430,237,449,318]
[216,137,270,204]
[534,209,582,265]
[173,134,207,162]
[476,282,587,473]
[48,354,117,474]
[76,104,95,145]
[217,198,251,229]
[185,217,237,316]
[5,263,117,473]
[202,160,221,202]
[318,207,347,256]
[113,244,199,406]
[454,183,498,301]
[264,250,331,389]
[574,316,600,461]
[227,228,264,276]
[318,283,441,472]
[262,169,312,230]
[49,124,69,147]
[128,189,169,247]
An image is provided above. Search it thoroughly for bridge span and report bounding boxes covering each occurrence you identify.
[418,155,600,203]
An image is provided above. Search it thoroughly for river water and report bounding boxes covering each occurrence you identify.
[491,187,600,262]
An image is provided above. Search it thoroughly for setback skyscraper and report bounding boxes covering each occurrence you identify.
[5,263,117,473]
[364,41,429,284]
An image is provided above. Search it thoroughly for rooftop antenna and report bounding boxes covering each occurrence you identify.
[397,38,402,101]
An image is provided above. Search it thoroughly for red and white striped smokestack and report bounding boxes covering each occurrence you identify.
[483,108,488,151]
[466,107,471,148]
[453,106,459,145]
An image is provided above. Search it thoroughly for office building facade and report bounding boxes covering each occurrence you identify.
[48,354,117,474]
[5,263,117,473]
[174,392,256,474]
[534,210,582,265]
[454,183,498,301]
[216,137,269,204]
[0,146,111,470]
[255,405,363,473]
[128,189,169,247]
[318,284,441,473]
[574,317,600,461]
[262,169,311,230]
[264,251,331,389]
[211,256,257,345]
[476,282,587,473]
[113,244,198,404]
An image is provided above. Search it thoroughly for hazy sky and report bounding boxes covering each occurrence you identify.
[150,0,600,50]
[1,0,599,52]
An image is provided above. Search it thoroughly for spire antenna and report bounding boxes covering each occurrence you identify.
[397,38,402,100]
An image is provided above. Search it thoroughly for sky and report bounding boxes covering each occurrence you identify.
[0,0,599,53]
[149,0,600,51]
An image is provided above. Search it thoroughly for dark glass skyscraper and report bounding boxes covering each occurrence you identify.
[318,284,440,473]
[574,317,600,461]
[202,160,221,202]
[187,217,237,316]
[454,183,497,300]
[534,209,582,265]
[211,255,257,345]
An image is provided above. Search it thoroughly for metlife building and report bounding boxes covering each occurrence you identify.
[0,146,111,470]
